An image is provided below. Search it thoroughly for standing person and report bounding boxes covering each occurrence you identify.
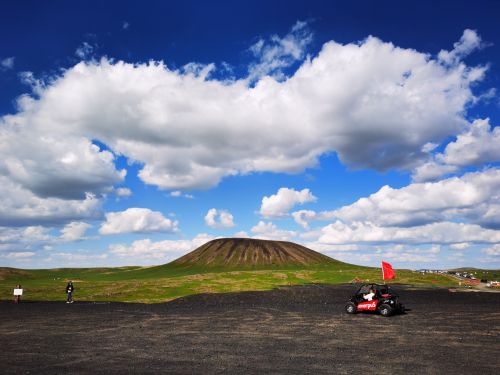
[13,284,22,303]
[66,281,74,303]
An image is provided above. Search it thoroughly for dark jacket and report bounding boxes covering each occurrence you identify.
[66,283,74,293]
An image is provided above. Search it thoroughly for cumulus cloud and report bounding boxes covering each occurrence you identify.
[0,29,486,200]
[108,233,214,262]
[204,208,235,229]
[1,56,15,70]
[0,176,102,227]
[297,169,500,229]
[413,119,500,182]
[248,21,313,82]
[0,221,92,255]
[260,188,316,218]
[60,221,91,241]
[251,220,297,241]
[0,226,53,254]
[0,125,125,200]
[99,207,179,235]
[316,220,500,245]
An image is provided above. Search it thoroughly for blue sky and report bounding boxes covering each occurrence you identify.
[1,0,499,269]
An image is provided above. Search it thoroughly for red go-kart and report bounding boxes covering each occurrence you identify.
[345,283,404,317]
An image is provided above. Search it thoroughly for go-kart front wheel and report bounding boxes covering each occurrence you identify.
[345,302,357,314]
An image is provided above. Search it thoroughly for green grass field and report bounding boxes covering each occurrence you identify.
[0,262,462,303]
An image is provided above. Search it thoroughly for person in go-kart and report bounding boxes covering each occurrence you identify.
[363,288,376,301]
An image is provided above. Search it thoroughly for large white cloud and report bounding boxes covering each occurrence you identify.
[204,208,235,229]
[0,123,125,199]
[316,220,500,245]
[0,175,102,227]
[413,119,500,182]
[99,207,179,235]
[260,188,316,218]
[0,29,485,199]
[294,169,500,229]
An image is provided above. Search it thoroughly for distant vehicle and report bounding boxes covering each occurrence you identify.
[345,284,405,317]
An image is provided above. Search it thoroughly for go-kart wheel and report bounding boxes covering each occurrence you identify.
[345,302,357,314]
[379,303,393,317]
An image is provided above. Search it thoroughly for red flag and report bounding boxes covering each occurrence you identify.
[382,261,396,280]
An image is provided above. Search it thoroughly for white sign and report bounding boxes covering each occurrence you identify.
[14,288,23,296]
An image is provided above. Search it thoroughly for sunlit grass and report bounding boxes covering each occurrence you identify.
[0,263,462,303]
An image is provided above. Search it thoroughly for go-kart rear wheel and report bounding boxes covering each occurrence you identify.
[379,303,393,317]
[345,302,357,314]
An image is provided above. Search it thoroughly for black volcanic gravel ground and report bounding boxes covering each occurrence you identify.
[0,284,499,374]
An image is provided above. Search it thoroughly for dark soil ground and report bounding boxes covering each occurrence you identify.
[0,284,498,374]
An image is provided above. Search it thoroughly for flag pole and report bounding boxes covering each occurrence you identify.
[381,262,385,285]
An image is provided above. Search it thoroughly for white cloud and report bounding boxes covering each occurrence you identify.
[316,220,500,245]
[411,162,459,183]
[115,187,132,197]
[483,244,500,256]
[251,220,297,241]
[2,251,35,259]
[0,176,102,227]
[308,169,500,229]
[303,242,359,253]
[0,124,124,200]
[170,190,194,199]
[1,56,15,70]
[450,242,470,250]
[379,246,440,264]
[0,28,485,197]
[233,230,250,238]
[443,119,500,166]
[108,233,214,262]
[413,119,500,182]
[75,42,96,60]
[260,188,316,218]
[438,29,482,65]
[60,221,91,241]
[204,208,235,229]
[122,21,130,30]
[248,21,313,82]
[99,207,179,235]
[292,209,335,229]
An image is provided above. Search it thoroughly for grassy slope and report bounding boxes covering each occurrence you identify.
[0,262,460,303]
[449,268,499,279]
